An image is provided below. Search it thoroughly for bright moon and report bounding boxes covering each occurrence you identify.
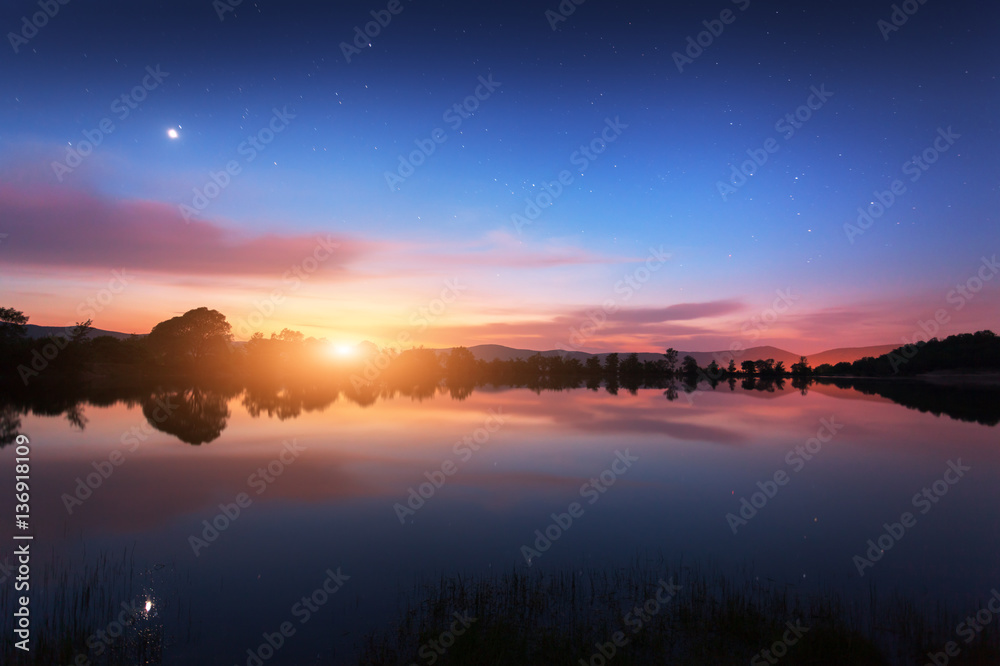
[167,128,179,139]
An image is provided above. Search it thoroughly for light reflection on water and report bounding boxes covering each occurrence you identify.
[1,379,998,663]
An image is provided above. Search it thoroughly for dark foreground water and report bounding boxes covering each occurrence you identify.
[1,378,998,664]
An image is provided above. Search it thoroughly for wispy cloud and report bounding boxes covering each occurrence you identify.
[0,182,369,276]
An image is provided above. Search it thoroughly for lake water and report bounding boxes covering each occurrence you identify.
[2,379,999,664]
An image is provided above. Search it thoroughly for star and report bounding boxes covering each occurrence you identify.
[167,128,179,139]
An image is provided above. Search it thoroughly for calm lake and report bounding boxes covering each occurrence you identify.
[2,378,999,664]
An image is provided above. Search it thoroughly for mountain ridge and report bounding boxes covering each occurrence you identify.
[446,343,900,367]
[21,325,898,365]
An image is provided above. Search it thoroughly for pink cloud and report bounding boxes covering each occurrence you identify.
[411,300,745,351]
[0,182,371,276]
[591,300,744,324]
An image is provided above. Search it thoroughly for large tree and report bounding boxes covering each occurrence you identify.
[146,307,233,365]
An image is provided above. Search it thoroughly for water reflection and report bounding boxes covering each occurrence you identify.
[0,403,20,447]
[4,375,1000,663]
[0,376,996,447]
[142,387,233,445]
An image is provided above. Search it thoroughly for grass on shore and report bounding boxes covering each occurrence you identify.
[359,560,1000,666]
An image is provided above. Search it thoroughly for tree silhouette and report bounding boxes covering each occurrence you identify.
[603,353,619,378]
[142,388,230,445]
[0,306,28,343]
[755,359,775,375]
[445,346,477,381]
[620,353,642,377]
[791,356,812,376]
[0,404,22,448]
[146,307,233,367]
[664,348,679,376]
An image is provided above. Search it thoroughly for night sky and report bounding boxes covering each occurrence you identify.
[1,0,997,353]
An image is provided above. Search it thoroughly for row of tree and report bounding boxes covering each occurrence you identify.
[811,330,1000,377]
[2,306,996,388]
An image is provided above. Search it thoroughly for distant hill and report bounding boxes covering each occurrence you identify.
[451,344,891,367]
[23,324,140,341]
[15,324,903,366]
[809,345,900,366]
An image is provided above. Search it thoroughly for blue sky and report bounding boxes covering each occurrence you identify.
[1,0,997,352]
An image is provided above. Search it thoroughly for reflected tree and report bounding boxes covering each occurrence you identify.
[447,382,474,400]
[0,404,23,448]
[65,403,88,430]
[142,387,230,445]
[663,381,679,402]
